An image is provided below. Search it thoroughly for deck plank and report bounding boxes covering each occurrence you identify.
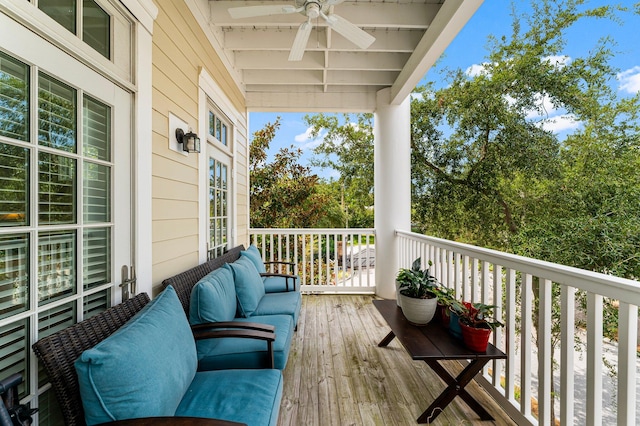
[279,295,517,425]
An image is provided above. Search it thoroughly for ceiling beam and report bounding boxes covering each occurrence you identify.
[223,28,423,52]
[210,2,439,28]
[246,90,378,112]
[235,51,409,71]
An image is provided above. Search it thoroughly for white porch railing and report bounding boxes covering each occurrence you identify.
[249,229,376,293]
[397,230,640,426]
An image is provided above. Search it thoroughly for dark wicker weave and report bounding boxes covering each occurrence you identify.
[32,293,151,426]
[162,246,244,316]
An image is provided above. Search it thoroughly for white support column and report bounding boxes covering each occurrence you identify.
[374,88,411,299]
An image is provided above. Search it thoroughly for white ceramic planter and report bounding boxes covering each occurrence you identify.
[398,294,438,325]
[396,284,408,307]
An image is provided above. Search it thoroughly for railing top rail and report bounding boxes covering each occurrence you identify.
[396,230,640,304]
[250,228,376,235]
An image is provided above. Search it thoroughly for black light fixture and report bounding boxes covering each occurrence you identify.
[175,128,201,153]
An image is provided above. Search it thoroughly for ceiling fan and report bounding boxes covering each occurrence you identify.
[228,0,376,61]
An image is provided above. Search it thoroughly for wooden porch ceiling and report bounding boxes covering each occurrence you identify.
[197,0,484,111]
[280,294,517,425]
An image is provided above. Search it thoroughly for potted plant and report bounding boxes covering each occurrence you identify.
[458,302,504,352]
[395,257,440,325]
[432,286,456,327]
[447,299,466,339]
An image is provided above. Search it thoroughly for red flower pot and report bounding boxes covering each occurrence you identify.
[459,321,492,352]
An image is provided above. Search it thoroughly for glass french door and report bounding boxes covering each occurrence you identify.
[0,23,132,426]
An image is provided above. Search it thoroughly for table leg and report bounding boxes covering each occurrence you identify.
[417,359,494,423]
[378,331,396,347]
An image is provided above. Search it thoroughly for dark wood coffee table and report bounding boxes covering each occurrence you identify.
[373,299,507,423]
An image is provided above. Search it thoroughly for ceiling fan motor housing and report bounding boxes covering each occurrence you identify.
[296,0,329,18]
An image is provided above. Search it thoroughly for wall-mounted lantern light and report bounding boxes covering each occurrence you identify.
[175,128,201,153]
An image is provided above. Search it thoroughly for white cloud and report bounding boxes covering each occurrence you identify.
[294,126,325,150]
[536,114,581,133]
[466,63,490,77]
[617,66,640,94]
[294,127,314,143]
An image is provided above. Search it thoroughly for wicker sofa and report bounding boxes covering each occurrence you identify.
[32,289,283,426]
[162,245,302,370]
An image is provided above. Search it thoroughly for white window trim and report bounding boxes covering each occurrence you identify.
[198,68,241,262]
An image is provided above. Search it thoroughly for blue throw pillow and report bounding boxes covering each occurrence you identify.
[189,265,237,324]
[228,256,265,317]
[75,286,197,425]
[240,244,267,274]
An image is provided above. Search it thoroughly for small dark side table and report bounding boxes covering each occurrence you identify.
[373,299,507,424]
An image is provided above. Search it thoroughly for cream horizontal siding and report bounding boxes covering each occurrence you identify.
[234,118,249,246]
[152,0,249,291]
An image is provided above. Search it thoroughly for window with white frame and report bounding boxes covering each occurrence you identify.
[37,0,112,59]
[206,102,232,259]
[208,107,230,148]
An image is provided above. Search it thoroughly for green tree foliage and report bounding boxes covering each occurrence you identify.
[249,117,341,228]
[304,113,375,227]
[411,0,640,281]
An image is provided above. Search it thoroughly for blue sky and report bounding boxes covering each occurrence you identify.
[249,0,640,178]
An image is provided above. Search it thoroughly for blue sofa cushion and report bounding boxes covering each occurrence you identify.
[253,291,301,326]
[75,286,197,425]
[196,314,294,370]
[240,244,267,274]
[189,265,236,324]
[229,256,265,317]
[175,369,283,426]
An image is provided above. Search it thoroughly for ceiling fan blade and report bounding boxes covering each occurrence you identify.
[289,21,312,61]
[324,0,346,5]
[322,13,375,49]
[228,5,301,19]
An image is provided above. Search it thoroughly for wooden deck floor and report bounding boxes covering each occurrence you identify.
[278,294,517,426]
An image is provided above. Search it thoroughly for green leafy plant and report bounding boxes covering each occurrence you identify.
[458,302,504,330]
[396,257,439,299]
[432,285,456,308]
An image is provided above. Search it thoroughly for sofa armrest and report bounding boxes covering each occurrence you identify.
[264,261,296,274]
[191,324,276,368]
[191,321,275,333]
[259,273,298,291]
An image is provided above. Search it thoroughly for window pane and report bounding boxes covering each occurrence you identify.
[0,143,29,227]
[208,111,215,138]
[39,152,76,225]
[39,74,77,153]
[221,191,227,217]
[38,231,76,305]
[0,234,29,320]
[215,117,221,140]
[83,96,111,161]
[39,0,77,34]
[83,0,110,59]
[0,52,29,141]
[221,123,227,146]
[83,162,110,223]
[222,218,227,245]
[83,288,110,319]
[0,318,29,398]
[83,228,111,289]
[221,164,227,190]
